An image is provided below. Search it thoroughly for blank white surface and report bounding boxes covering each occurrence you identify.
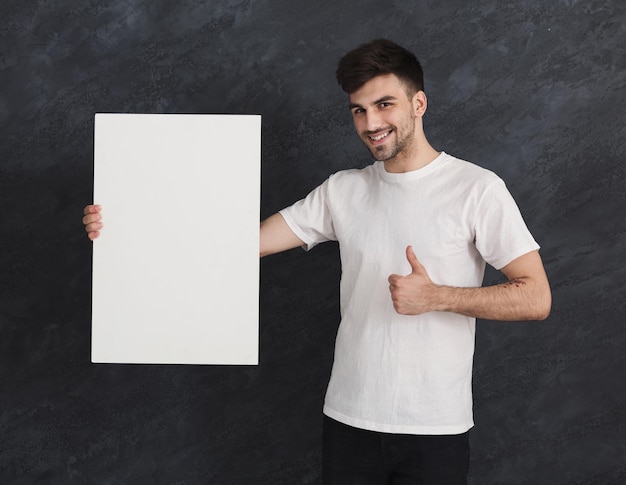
[92,113,260,364]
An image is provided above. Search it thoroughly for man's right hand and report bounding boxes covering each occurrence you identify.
[83,204,103,240]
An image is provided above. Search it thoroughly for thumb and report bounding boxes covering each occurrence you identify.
[406,245,425,275]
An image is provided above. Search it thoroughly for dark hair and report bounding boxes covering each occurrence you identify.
[336,39,424,95]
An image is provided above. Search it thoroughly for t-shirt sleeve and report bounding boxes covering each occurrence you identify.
[474,178,540,270]
[279,177,337,251]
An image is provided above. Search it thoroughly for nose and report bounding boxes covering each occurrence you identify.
[363,110,384,133]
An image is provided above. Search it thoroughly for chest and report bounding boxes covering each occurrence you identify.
[331,180,476,260]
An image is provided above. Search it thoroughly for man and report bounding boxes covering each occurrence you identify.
[84,39,551,484]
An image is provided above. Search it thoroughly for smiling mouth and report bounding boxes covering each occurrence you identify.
[368,130,392,143]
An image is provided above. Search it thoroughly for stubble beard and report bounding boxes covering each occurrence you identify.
[363,116,416,163]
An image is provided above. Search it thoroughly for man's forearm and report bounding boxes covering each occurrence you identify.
[426,277,551,321]
[389,248,551,320]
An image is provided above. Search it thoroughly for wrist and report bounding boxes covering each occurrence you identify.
[428,284,457,313]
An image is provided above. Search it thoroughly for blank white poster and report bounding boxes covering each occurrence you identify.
[92,113,261,365]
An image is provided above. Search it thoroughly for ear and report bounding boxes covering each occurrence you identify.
[412,90,428,117]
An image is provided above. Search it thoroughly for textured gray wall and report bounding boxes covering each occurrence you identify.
[1,0,625,483]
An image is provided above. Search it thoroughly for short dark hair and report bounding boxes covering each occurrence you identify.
[336,39,424,95]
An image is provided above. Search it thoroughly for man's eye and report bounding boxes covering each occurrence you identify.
[379,102,391,108]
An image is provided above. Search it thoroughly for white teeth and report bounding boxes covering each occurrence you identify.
[370,131,390,141]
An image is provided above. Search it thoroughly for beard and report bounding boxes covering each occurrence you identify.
[361,114,416,162]
[366,130,412,161]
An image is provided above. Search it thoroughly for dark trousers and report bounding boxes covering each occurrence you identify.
[322,415,469,485]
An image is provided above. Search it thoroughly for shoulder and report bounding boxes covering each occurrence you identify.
[437,153,506,196]
[430,153,514,210]
[327,162,379,186]
[440,153,501,183]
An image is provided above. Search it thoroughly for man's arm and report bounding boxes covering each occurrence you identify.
[260,212,305,257]
[84,206,305,259]
[388,247,551,321]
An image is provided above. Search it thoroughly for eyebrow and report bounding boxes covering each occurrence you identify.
[349,95,399,110]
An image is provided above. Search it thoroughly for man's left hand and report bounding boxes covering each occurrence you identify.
[388,246,438,315]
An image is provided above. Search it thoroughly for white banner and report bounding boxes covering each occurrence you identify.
[92,113,261,365]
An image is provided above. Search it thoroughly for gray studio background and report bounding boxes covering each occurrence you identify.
[1,0,625,483]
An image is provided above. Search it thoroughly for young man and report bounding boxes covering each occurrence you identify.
[85,39,551,484]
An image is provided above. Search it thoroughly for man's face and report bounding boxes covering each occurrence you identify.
[348,74,419,163]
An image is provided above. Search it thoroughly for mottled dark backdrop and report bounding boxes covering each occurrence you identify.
[1,0,625,483]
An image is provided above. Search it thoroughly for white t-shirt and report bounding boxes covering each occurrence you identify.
[279,152,540,435]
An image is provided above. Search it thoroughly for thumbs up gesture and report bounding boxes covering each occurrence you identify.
[388,245,437,315]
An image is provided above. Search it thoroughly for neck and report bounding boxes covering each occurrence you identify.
[383,134,440,173]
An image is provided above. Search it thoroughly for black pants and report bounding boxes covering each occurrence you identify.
[322,416,469,485]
